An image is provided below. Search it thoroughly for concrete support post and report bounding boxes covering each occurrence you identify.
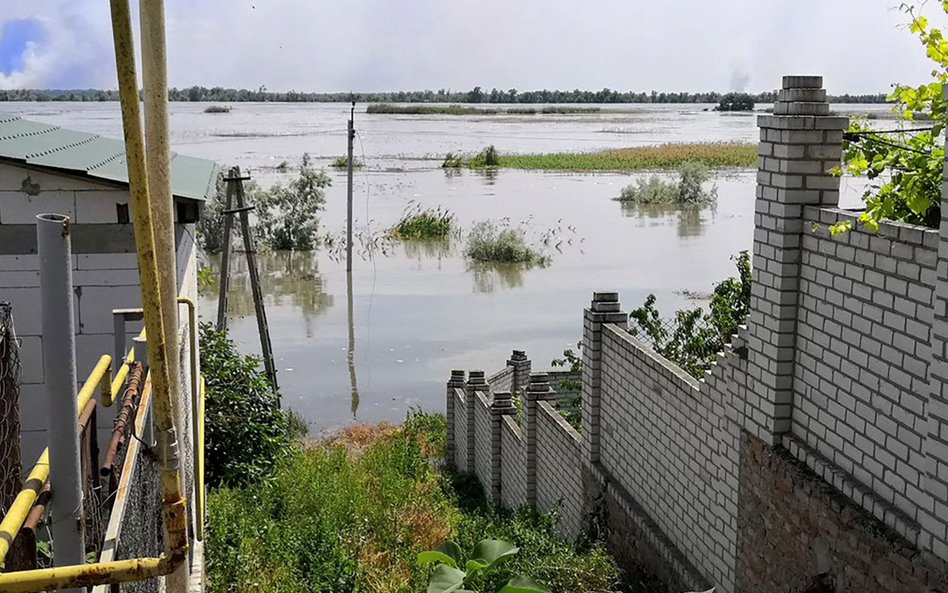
[507,350,531,395]
[923,85,948,559]
[581,292,626,465]
[446,370,465,470]
[524,372,554,509]
[36,213,84,590]
[746,75,846,443]
[465,371,487,473]
[489,390,515,503]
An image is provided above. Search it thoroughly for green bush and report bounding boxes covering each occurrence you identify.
[465,221,548,265]
[616,162,716,205]
[715,92,755,112]
[629,251,751,378]
[200,322,290,488]
[255,153,331,251]
[470,145,500,167]
[331,155,362,169]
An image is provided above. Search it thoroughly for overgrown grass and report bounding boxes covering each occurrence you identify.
[367,104,601,116]
[204,104,231,113]
[367,104,499,115]
[207,412,619,593]
[450,142,756,171]
[390,205,455,240]
[465,220,549,265]
[616,162,717,205]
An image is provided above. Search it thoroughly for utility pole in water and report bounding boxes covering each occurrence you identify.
[346,101,355,272]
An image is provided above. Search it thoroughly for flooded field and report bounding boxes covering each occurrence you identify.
[0,101,888,431]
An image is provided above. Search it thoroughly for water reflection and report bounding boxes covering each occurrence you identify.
[467,262,531,293]
[618,202,716,238]
[346,270,359,418]
[401,239,454,263]
[210,251,334,335]
[473,168,499,186]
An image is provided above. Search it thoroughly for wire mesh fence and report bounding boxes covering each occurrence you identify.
[0,302,22,516]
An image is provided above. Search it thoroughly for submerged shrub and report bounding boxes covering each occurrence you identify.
[390,204,455,240]
[200,322,290,488]
[470,145,500,167]
[465,221,547,265]
[617,162,717,205]
[331,155,362,169]
[255,153,331,251]
[442,152,464,168]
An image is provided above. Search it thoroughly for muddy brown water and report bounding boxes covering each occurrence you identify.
[1,101,887,432]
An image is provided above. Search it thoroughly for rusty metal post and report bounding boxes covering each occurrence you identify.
[36,213,84,591]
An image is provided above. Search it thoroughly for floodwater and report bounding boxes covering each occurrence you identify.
[0,101,889,431]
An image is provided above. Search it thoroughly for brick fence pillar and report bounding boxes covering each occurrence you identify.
[746,75,846,444]
[525,372,555,509]
[581,292,626,465]
[446,369,465,469]
[465,370,487,473]
[490,390,516,503]
[507,350,531,395]
[923,86,948,560]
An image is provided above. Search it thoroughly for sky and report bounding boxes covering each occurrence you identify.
[0,1,938,94]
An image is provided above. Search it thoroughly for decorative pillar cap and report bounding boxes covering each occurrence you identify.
[491,391,515,412]
[509,349,528,362]
[449,369,466,384]
[526,372,552,394]
[782,75,823,90]
[467,370,488,386]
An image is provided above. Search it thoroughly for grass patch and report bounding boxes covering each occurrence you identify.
[331,155,363,169]
[206,412,619,593]
[367,104,499,115]
[465,221,549,265]
[367,104,602,116]
[616,162,717,205]
[447,142,756,171]
[204,104,231,113]
[390,205,455,240]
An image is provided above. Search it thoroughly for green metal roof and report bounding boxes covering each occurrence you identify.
[0,116,218,201]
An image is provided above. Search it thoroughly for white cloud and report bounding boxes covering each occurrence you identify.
[0,0,938,93]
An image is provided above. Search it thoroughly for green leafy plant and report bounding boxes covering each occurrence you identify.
[630,251,751,379]
[832,2,946,233]
[418,539,551,593]
[443,152,465,168]
[551,343,582,429]
[470,145,501,167]
[197,265,216,296]
[255,153,332,251]
[200,322,290,487]
[465,221,549,265]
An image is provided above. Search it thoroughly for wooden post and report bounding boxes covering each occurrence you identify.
[231,167,279,391]
[215,179,235,330]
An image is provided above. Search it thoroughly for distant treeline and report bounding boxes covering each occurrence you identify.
[0,86,889,104]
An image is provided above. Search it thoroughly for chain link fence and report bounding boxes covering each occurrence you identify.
[629,311,729,380]
[0,302,22,516]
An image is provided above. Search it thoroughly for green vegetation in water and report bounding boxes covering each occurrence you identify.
[200,323,292,488]
[465,221,549,265]
[367,104,601,116]
[630,251,752,379]
[444,142,756,171]
[331,155,363,169]
[714,92,755,112]
[390,204,456,240]
[206,411,619,593]
[203,104,231,113]
[616,162,717,205]
[368,104,500,115]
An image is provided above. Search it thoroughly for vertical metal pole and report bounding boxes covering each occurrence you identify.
[346,101,355,272]
[133,335,155,449]
[36,213,84,591]
[216,181,235,331]
[233,168,278,391]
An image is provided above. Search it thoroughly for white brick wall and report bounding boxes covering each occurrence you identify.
[599,325,738,590]
[453,390,468,471]
[474,392,492,489]
[500,417,526,508]
[535,401,583,539]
